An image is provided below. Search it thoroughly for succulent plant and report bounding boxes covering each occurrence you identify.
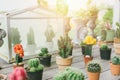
[111,56,120,65]
[57,34,73,58]
[39,48,51,57]
[115,22,120,41]
[27,27,35,45]
[87,61,101,72]
[28,58,43,72]
[100,44,110,50]
[53,67,85,80]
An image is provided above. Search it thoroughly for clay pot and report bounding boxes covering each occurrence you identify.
[56,56,73,71]
[114,43,120,55]
[87,72,100,80]
[13,63,24,69]
[110,62,120,75]
[84,56,93,65]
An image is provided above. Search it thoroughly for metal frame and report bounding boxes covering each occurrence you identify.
[0,5,66,63]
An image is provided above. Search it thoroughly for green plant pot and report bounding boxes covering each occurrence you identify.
[106,30,115,42]
[27,69,43,80]
[39,55,51,67]
[100,48,111,60]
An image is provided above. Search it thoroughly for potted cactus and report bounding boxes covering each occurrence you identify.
[56,34,73,70]
[100,44,111,60]
[13,44,24,68]
[26,58,44,80]
[39,47,51,67]
[53,67,85,80]
[26,27,36,53]
[110,56,120,75]
[84,55,93,65]
[87,61,101,80]
[114,22,120,54]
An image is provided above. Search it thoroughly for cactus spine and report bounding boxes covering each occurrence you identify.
[57,34,73,58]
[27,27,35,45]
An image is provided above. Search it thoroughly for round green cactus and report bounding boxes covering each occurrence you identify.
[53,67,85,80]
[39,48,50,57]
[100,44,108,50]
[111,56,120,65]
[87,61,101,72]
[28,58,43,72]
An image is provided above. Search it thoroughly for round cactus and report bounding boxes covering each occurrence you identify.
[111,56,120,65]
[87,61,101,73]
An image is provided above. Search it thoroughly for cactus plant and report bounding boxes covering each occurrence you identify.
[57,34,73,58]
[111,56,120,65]
[53,67,85,80]
[87,61,101,72]
[38,48,51,67]
[39,48,50,57]
[28,58,43,72]
[11,27,21,45]
[100,44,110,50]
[115,22,120,41]
[27,27,35,45]
[14,44,24,65]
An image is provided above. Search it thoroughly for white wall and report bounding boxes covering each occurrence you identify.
[113,0,120,29]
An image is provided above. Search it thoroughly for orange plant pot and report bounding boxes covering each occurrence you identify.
[84,56,93,65]
[56,56,73,71]
[110,62,120,75]
[87,72,100,80]
[114,43,120,55]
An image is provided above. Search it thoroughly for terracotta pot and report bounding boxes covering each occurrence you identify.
[13,63,24,69]
[56,56,73,71]
[84,56,93,65]
[114,38,120,43]
[110,62,120,75]
[114,43,120,55]
[87,72,100,80]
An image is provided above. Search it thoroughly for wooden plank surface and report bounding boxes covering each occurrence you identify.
[0,44,120,80]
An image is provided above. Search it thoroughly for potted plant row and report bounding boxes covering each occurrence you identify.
[87,61,101,80]
[25,58,44,80]
[100,44,111,60]
[110,56,120,75]
[56,34,73,71]
[53,67,85,80]
[39,47,51,67]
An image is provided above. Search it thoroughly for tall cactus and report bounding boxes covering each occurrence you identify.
[27,27,35,45]
[115,23,120,39]
[57,34,73,58]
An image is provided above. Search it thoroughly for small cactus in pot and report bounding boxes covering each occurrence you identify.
[110,56,120,75]
[87,61,101,80]
[13,44,24,68]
